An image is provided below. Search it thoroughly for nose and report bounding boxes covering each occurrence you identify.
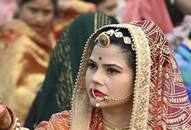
[35,13,44,24]
[92,69,104,85]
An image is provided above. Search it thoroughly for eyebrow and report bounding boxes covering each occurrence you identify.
[28,4,53,10]
[88,58,123,70]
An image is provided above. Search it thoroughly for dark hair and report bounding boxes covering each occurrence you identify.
[95,28,136,72]
[19,0,58,13]
[84,0,104,5]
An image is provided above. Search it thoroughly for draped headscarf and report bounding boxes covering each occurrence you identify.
[70,20,191,129]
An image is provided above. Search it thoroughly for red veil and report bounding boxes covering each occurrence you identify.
[87,20,191,130]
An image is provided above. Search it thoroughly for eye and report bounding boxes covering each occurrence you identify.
[107,68,120,75]
[43,9,53,16]
[87,62,97,71]
[29,7,39,14]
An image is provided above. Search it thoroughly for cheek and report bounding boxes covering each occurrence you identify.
[20,10,34,23]
[109,75,134,96]
[44,14,54,24]
[85,70,91,89]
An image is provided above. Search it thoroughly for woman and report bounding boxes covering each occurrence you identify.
[0,0,57,124]
[1,20,191,129]
[24,12,118,129]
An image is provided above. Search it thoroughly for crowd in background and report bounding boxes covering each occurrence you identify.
[0,0,191,128]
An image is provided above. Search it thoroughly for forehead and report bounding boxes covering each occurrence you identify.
[23,0,54,8]
[90,44,127,64]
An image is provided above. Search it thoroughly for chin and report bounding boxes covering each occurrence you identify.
[89,99,110,108]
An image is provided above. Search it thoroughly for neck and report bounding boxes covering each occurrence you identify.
[101,101,132,128]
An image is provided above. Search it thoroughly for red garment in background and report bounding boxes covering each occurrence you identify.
[123,0,173,34]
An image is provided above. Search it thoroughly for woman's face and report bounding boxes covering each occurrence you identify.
[19,0,55,33]
[85,44,134,108]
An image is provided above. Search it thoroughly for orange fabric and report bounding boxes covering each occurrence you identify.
[122,0,173,34]
[0,20,57,124]
[35,111,71,130]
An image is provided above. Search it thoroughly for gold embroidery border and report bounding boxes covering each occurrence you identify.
[127,25,151,130]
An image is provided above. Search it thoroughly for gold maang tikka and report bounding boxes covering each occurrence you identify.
[97,32,110,48]
[96,29,133,49]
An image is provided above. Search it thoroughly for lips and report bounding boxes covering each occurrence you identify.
[91,88,106,97]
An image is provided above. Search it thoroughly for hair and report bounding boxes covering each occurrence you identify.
[95,28,136,72]
[19,0,58,13]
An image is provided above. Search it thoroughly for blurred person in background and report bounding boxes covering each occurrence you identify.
[0,0,18,26]
[0,0,58,124]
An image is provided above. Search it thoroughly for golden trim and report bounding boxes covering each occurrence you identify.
[127,25,151,130]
